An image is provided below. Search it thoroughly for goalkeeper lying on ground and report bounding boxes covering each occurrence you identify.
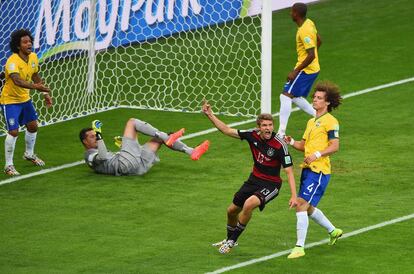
[79,118,210,176]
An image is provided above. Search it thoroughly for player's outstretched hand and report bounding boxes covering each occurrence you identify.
[304,154,317,165]
[287,70,299,82]
[43,93,53,108]
[202,99,212,115]
[284,135,292,143]
[92,120,103,133]
[289,196,298,209]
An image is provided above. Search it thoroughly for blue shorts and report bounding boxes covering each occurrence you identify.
[1,100,38,131]
[283,71,319,97]
[298,168,330,207]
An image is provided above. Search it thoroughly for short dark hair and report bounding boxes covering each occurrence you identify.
[313,81,342,112]
[256,113,273,126]
[79,127,93,143]
[292,3,307,18]
[10,29,33,53]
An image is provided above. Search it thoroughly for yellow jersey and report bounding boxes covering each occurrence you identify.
[1,53,39,105]
[295,18,320,74]
[301,112,339,174]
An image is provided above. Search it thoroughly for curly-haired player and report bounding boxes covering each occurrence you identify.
[1,29,52,176]
[285,81,343,259]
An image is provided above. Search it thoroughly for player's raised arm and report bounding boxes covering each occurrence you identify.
[92,120,111,161]
[202,100,239,139]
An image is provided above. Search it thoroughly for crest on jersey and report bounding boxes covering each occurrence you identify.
[316,121,321,127]
[267,148,275,156]
[31,62,36,68]
[8,118,15,126]
[8,63,16,71]
[304,36,311,44]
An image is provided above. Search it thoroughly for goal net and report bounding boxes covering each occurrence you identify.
[0,0,268,132]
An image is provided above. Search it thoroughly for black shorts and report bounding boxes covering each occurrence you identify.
[233,175,282,211]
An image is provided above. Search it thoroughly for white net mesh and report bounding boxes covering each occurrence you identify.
[0,0,263,133]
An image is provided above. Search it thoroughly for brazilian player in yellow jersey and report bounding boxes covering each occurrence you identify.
[284,81,343,259]
[278,2,322,137]
[0,29,52,176]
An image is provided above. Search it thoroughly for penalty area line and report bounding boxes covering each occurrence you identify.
[1,76,413,186]
[206,213,414,274]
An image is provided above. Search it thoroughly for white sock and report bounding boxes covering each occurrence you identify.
[295,211,309,247]
[278,94,292,136]
[25,131,37,156]
[5,134,17,167]
[292,97,316,116]
[309,208,335,233]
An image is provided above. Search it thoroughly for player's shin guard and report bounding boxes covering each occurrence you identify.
[292,97,316,116]
[278,94,292,136]
[228,222,246,243]
[171,140,193,155]
[5,134,17,166]
[25,131,37,156]
[227,225,236,239]
[133,119,169,141]
[309,208,335,233]
[296,211,309,247]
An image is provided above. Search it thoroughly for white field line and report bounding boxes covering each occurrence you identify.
[0,161,84,186]
[174,76,414,140]
[1,77,413,187]
[206,213,414,274]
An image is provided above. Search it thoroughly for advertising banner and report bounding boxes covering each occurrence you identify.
[0,0,319,66]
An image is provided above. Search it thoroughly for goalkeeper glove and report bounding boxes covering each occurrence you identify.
[92,120,103,140]
[114,136,122,148]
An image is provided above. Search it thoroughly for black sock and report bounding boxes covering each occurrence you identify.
[229,222,246,242]
[227,224,236,239]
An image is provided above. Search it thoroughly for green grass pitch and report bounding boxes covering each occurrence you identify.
[1,0,413,273]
